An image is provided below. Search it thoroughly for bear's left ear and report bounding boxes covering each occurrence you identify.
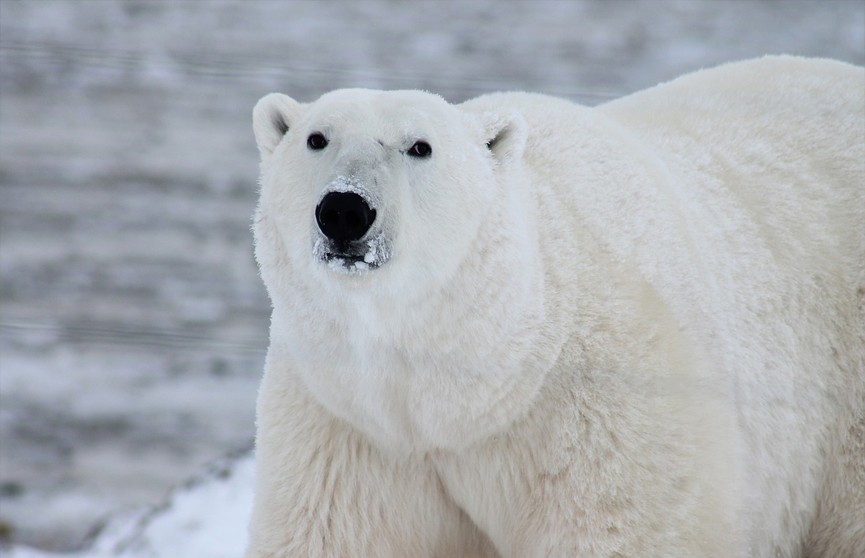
[253,93,304,158]
[475,110,527,166]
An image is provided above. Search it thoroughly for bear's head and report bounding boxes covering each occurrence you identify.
[252,89,544,450]
[252,89,527,309]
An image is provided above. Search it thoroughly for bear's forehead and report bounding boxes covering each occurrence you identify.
[316,88,446,107]
[309,89,451,126]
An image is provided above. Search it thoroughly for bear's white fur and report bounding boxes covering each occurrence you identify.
[246,56,865,557]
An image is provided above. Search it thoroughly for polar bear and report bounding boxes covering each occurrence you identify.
[246,56,864,558]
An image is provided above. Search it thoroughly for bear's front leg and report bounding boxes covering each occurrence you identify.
[244,356,495,558]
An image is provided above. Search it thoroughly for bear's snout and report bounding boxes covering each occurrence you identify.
[315,191,377,242]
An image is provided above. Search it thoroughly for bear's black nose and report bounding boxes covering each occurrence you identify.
[315,191,377,242]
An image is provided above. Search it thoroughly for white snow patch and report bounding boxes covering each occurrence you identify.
[6,453,255,558]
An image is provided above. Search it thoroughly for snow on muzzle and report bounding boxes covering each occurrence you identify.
[312,190,392,273]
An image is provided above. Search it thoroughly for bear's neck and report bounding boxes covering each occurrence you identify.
[271,182,560,453]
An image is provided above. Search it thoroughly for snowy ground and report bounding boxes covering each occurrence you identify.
[5,452,253,558]
[1,0,863,555]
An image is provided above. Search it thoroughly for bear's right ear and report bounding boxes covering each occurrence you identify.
[253,93,304,157]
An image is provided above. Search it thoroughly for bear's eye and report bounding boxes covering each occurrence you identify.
[307,133,328,151]
[407,140,432,158]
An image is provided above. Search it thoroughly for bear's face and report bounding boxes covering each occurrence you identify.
[253,89,525,305]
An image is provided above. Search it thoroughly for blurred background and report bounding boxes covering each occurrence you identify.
[1,0,863,554]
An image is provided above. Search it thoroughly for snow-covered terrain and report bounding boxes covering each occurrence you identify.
[6,452,253,558]
[1,1,863,556]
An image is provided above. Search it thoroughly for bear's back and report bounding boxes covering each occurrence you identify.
[600,55,865,283]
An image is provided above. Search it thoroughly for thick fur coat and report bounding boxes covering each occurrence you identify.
[246,56,865,557]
